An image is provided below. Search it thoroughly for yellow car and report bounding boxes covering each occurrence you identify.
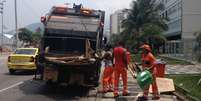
[7,48,39,74]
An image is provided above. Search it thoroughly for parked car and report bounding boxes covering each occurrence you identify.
[7,48,39,74]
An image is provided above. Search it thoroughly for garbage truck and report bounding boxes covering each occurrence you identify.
[37,4,105,86]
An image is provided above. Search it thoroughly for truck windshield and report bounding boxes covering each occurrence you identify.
[14,49,36,55]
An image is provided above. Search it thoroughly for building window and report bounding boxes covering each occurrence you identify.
[165,11,168,17]
[168,19,181,30]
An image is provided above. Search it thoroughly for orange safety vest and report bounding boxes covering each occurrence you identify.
[141,52,156,68]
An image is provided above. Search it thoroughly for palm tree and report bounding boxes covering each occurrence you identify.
[121,0,168,52]
[18,28,42,47]
[141,24,166,52]
[122,0,167,35]
[18,28,33,46]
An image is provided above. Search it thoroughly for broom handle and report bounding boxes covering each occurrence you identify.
[134,63,142,74]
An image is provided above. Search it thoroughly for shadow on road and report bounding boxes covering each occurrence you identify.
[4,70,35,76]
[115,97,128,101]
[19,80,93,100]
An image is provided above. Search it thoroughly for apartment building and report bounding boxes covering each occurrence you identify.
[110,9,129,35]
[160,0,201,60]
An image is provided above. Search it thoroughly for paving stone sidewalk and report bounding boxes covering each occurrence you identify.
[99,70,178,101]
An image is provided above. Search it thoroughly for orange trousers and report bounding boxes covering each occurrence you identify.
[114,67,128,95]
[102,67,114,91]
[143,66,159,97]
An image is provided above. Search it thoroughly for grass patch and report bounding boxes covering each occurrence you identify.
[131,54,192,65]
[167,74,201,101]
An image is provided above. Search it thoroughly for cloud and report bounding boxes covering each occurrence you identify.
[84,0,133,29]
[4,0,133,32]
[88,0,132,13]
[3,34,13,39]
[65,0,132,14]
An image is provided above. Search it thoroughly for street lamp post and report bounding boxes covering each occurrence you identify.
[0,0,6,53]
[14,0,18,48]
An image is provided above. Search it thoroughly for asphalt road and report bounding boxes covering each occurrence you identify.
[0,54,178,101]
[0,55,101,101]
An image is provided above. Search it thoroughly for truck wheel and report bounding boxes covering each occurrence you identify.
[93,81,99,87]
[46,80,58,87]
[92,61,101,86]
[9,69,15,74]
[46,80,54,85]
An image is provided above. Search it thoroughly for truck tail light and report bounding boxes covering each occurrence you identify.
[81,9,92,15]
[41,16,46,23]
[54,6,68,14]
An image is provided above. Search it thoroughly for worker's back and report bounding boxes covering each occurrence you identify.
[114,46,126,68]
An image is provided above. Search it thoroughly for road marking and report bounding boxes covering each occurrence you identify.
[0,81,23,93]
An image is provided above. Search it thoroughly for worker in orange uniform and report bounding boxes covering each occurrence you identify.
[138,44,160,100]
[102,45,114,93]
[113,41,128,97]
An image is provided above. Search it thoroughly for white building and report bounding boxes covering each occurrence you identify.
[110,9,129,35]
[160,0,182,40]
[159,0,201,60]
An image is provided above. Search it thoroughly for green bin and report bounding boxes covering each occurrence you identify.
[136,70,153,90]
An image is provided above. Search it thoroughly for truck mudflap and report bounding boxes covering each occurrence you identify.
[44,67,58,82]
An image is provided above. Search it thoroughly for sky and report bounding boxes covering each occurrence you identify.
[2,0,133,33]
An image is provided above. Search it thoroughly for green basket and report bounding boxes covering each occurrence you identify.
[136,70,153,90]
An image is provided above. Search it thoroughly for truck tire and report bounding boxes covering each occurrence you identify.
[92,61,101,86]
[93,81,99,87]
[9,69,15,74]
[46,80,53,85]
[46,80,58,87]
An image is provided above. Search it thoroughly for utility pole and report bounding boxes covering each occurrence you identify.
[14,0,18,48]
[0,0,5,53]
[0,1,3,48]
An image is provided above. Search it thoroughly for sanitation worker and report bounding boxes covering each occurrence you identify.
[138,44,160,100]
[113,41,128,97]
[102,45,114,93]
[34,52,45,80]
